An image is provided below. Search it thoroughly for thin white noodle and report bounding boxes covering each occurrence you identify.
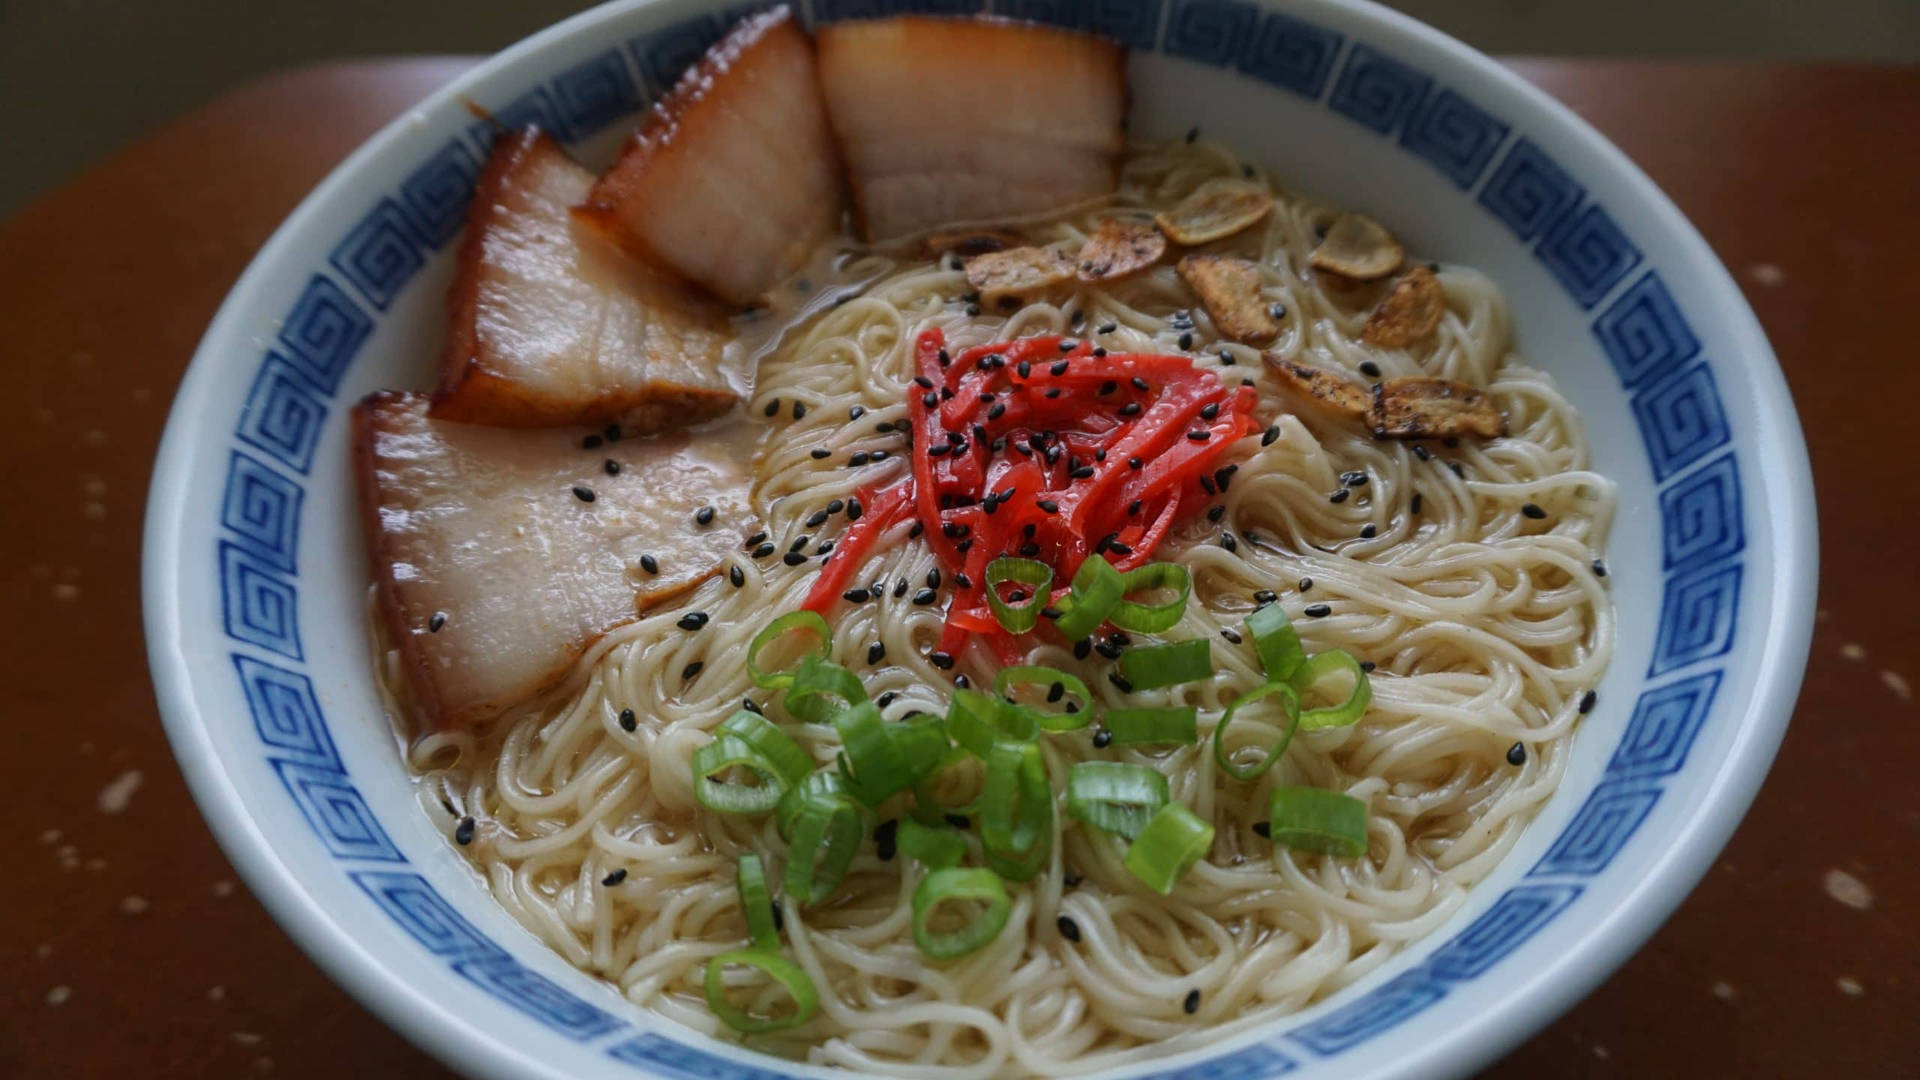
[387,139,1615,1077]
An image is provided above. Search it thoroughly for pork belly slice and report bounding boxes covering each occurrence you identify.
[576,6,842,306]
[356,392,752,728]
[816,16,1126,243]
[433,127,736,433]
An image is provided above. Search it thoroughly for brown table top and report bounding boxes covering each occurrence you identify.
[3,56,1915,1079]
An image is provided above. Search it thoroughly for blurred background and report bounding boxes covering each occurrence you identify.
[4,0,1918,219]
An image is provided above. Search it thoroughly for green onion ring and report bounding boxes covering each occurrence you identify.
[984,557,1054,634]
[747,611,832,690]
[912,747,985,821]
[784,792,863,903]
[717,709,814,786]
[1111,562,1191,633]
[1116,639,1212,691]
[1245,603,1306,683]
[691,735,789,814]
[993,665,1093,732]
[736,854,778,950]
[1065,761,1169,839]
[912,867,1012,960]
[785,656,868,724]
[946,689,1038,759]
[1289,649,1373,729]
[1051,556,1125,642]
[1122,802,1215,895]
[897,819,967,869]
[1210,681,1301,782]
[704,949,818,1033]
[1102,706,1198,747]
[1267,786,1369,857]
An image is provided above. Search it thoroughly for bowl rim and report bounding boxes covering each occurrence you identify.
[142,1,1817,1078]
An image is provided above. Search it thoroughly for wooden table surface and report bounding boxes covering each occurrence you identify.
[3,57,1914,1078]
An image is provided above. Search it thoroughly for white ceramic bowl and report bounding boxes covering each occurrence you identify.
[143,1,1816,1077]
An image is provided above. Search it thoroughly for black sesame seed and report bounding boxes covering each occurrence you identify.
[850,451,871,467]
[742,698,763,715]
[1342,471,1369,487]
[455,817,475,845]
[806,510,830,528]
[1109,673,1134,693]
[1099,380,1118,395]
[1269,302,1288,321]
[1200,402,1221,420]
[810,448,831,460]
[783,551,807,566]
[1506,741,1528,766]
[1038,499,1060,514]
[619,708,637,732]
[1411,493,1424,514]
[1178,332,1194,350]
[604,424,622,443]
[1593,559,1608,578]
[1522,502,1548,520]
[1579,690,1598,714]
[602,868,627,886]
[729,566,745,588]
[583,434,603,449]
[1262,426,1280,446]
[928,651,955,671]
[1413,444,1431,461]
[1359,524,1377,539]
[1119,402,1142,417]
[1220,532,1238,552]
[682,661,703,680]
[1045,387,1062,399]
[849,405,867,420]
[1450,462,1466,479]
[912,588,937,606]
[1359,360,1382,378]
[1051,360,1070,376]
[428,612,446,633]
[1299,577,1313,591]
[843,588,871,603]
[764,399,780,417]
[790,535,811,553]
[754,543,776,559]
[954,572,973,589]
[1183,989,1201,1014]
[1253,821,1271,838]
[1056,915,1082,942]
[1188,430,1211,443]
[1304,603,1331,618]
[1254,590,1277,604]
[1221,628,1243,644]
[1092,728,1113,748]
[874,819,899,861]
[1128,456,1144,470]
[695,506,716,526]
[1095,641,1122,660]
[745,530,767,548]
[603,459,621,477]
[1071,465,1095,479]
[1074,639,1093,660]
[676,611,709,631]
[914,375,935,390]
[926,568,943,589]
[1330,488,1350,504]
[572,485,596,503]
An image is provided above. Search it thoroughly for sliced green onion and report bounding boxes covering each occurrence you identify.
[912,746,984,820]
[717,709,813,786]
[747,611,832,690]
[994,666,1093,732]
[1290,649,1372,729]
[704,949,818,1033]
[692,735,789,814]
[831,701,913,806]
[984,557,1053,634]
[1246,603,1305,683]
[775,769,856,840]
[1122,802,1214,895]
[784,791,863,904]
[1052,555,1124,641]
[1111,562,1191,633]
[1268,786,1369,857]
[785,656,867,724]
[736,854,778,950]
[1210,681,1301,782]
[1117,639,1212,691]
[946,689,1037,759]
[1102,706,1198,746]
[912,867,1012,960]
[1066,762,1169,839]
[898,819,967,869]
[892,712,952,784]
[980,738,1052,882]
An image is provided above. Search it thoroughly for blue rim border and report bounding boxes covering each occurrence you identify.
[202,3,1748,1076]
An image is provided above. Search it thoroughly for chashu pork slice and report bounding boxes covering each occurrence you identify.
[816,16,1126,244]
[575,6,842,307]
[356,391,752,728]
[433,126,737,433]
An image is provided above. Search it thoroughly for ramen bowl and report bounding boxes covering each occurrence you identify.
[142,0,1815,1077]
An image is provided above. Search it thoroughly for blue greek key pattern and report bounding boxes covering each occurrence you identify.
[1649,561,1742,676]
[276,275,370,394]
[330,197,427,312]
[398,139,482,249]
[201,7,1757,1076]
[1660,453,1743,572]
[270,760,404,862]
[1399,88,1509,189]
[237,355,328,475]
[1634,361,1732,482]
[1237,9,1343,99]
[1593,271,1700,389]
[1477,137,1584,243]
[220,450,303,572]
[1531,783,1663,876]
[1164,0,1258,68]
[1607,672,1722,781]
[219,542,302,660]
[1327,43,1433,136]
[1537,202,1642,308]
